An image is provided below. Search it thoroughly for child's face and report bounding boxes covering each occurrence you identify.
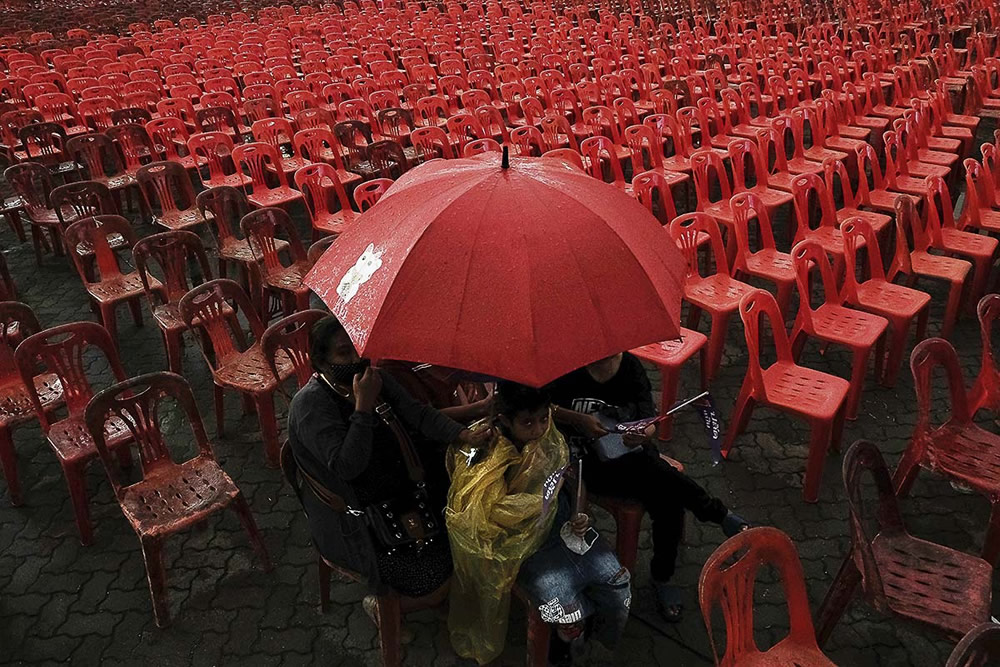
[499,406,550,446]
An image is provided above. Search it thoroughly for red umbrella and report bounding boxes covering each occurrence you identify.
[305,151,686,387]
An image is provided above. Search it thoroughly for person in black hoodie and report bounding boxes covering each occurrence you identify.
[547,352,749,623]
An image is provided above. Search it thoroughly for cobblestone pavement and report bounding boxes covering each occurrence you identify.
[3,145,1000,666]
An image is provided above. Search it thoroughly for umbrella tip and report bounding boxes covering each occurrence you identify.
[501,145,509,169]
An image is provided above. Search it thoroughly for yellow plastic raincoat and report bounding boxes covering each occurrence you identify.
[444,417,570,665]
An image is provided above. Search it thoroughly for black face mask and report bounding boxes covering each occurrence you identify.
[323,358,371,385]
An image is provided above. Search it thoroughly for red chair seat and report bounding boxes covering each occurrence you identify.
[247,185,303,208]
[47,414,131,463]
[760,362,849,419]
[213,345,293,394]
[854,280,931,318]
[153,208,204,231]
[87,272,158,304]
[809,304,886,348]
[686,273,754,309]
[119,456,241,536]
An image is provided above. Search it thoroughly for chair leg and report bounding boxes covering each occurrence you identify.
[940,279,964,338]
[254,393,281,467]
[4,211,25,242]
[99,303,119,347]
[214,384,226,438]
[64,461,94,546]
[656,364,681,441]
[704,311,731,382]
[139,535,171,627]
[163,329,183,374]
[790,325,808,361]
[721,379,754,458]
[815,554,862,647]
[376,594,403,667]
[892,445,922,498]
[612,507,643,573]
[128,298,143,327]
[231,494,272,570]
[845,345,872,420]
[775,280,794,320]
[318,556,331,613]
[880,319,912,388]
[802,420,833,503]
[525,603,550,667]
[0,426,21,506]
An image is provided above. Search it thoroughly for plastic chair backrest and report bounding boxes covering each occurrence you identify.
[232,142,289,192]
[133,230,212,306]
[354,178,394,211]
[0,301,41,382]
[241,206,308,275]
[790,239,842,332]
[260,309,329,387]
[84,372,214,490]
[137,161,195,214]
[196,186,249,245]
[668,212,730,280]
[178,278,264,370]
[911,337,973,435]
[631,170,676,225]
[739,289,794,396]
[50,180,117,223]
[840,439,905,608]
[64,214,136,284]
[699,527,823,665]
[4,161,54,220]
[730,191,780,269]
[15,320,128,430]
[946,623,1000,667]
[690,148,732,207]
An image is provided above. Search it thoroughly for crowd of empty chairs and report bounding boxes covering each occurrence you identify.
[2,0,1000,663]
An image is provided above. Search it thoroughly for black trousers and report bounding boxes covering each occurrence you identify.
[584,448,728,581]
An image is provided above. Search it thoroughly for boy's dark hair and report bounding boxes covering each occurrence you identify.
[309,316,347,372]
[495,380,551,417]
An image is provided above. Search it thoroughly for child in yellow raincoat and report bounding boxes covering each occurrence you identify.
[445,381,631,666]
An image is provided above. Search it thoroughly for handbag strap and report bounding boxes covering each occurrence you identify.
[318,372,426,486]
[286,443,365,516]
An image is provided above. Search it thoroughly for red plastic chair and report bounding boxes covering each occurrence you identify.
[64,214,161,345]
[179,279,294,467]
[971,294,1000,415]
[841,218,931,386]
[231,142,304,209]
[723,289,850,503]
[822,157,891,238]
[251,117,308,177]
[353,178,394,212]
[294,162,359,240]
[541,148,584,170]
[699,527,835,666]
[5,161,69,264]
[790,173,853,276]
[0,302,62,506]
[946,623,1000,667]
[84,371,271,626]
[816,439,993,645]
[630,170,677,225]
[730,191,796,317]
[962,156,1000,237]
[889,195,971,339]
[789,239,889,420]
[188,131,248,189]
[293,126,364,189]
[462,137,500,157]
[15,321,134,545]
[727,137,793,214]
[630,330,707,440]
[136,161,203,231]
[925,176,999,302]
[241,207,315,318]
[195,186,274,287]
[145,117,200,172]
[260,309,330,388]
[668,212,754,382]
[854,142,918,216]
[133,231,215,374]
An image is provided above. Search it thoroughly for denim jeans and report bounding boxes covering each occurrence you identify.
[516,533,631,649]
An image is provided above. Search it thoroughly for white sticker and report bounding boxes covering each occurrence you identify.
[336,243,383,304]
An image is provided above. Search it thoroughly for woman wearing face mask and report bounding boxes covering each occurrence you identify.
[286,316,491,602]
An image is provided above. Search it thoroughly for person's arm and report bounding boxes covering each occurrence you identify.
[295,392,376,481]
[440,396,493,424]
[380,371,467,443]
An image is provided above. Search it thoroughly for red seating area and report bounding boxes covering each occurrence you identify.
[4,0,1000,662]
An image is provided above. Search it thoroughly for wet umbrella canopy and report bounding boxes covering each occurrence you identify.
[305,150,686,387]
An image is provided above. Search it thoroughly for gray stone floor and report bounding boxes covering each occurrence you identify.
[2,146,1000,666]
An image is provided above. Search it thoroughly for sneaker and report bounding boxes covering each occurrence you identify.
[652,581,684,623]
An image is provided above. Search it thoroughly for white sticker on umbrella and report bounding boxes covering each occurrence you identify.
[337,243,383,303]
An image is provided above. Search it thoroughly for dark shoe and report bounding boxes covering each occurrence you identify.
[722,511,751,538]
[652,581,684,623]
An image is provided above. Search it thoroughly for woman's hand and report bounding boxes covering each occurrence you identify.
[353,367,382,413]
[570,512,591,537]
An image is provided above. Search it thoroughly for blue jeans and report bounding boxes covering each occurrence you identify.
[516,534,631,649]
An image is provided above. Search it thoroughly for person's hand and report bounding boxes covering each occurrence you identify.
[353,367,382,413]
[472,394,495,419]
[458,426,493,447]
[573,412,609,439]
[623,432,649,449]
[570,512,591,537]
